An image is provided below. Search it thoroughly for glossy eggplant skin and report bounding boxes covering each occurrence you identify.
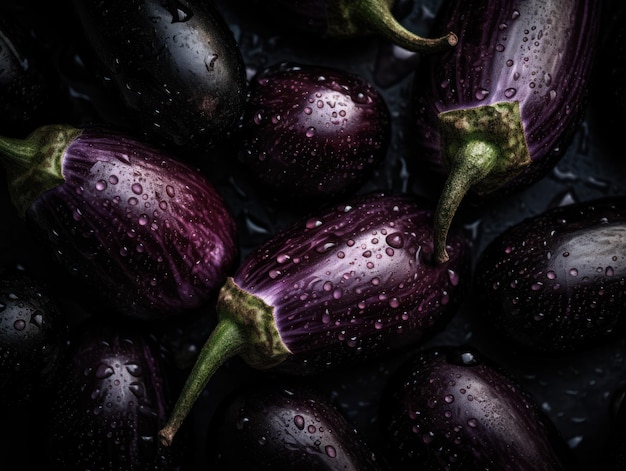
[0,125,239,320]
[378,346,579,470]
[410,0,599,263]
[206,377,387,470]
[69,0,247,152]
[233,191,469,373]
[473,197,626,355]
[45,318,186,470]
[0,270,68,404]
[238,62,391,204]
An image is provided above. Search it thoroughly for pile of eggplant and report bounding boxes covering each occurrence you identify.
[1,0,623,469]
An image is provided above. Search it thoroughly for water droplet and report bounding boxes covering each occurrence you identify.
[504,87,517,98]
[444,394,455,404]
[131,183,143,195]
[96,179,107,191]
[325,445,337,458]
[305,127,316,138]
[95,364,115,379]
[13,319,26,331]
[386,232,404,248]
[294,415,305,430]
[474,88,489,101]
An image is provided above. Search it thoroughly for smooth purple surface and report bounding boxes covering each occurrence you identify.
[27,129,238,319]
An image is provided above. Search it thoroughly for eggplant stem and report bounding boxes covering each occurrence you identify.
[433,140,498,264]
[158,316,246,447]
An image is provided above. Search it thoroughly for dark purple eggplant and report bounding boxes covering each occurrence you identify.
[378,345,580,470]
[249,0,457,52]
[238,62,391,204]
[410,0,599,263]
[0,124,239,320]
[206,377,387,470]
[0,270,68,404]
[159,191,470,446]
[69,0,247,152]
[473,197,626,355]
[45,318,186,470]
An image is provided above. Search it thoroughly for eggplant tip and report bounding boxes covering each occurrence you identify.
[447,32,458,47]
[158,427,174,447]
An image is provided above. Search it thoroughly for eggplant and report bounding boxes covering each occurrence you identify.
[159,191,470,446]
[378,345,579,470]
[0,124,239,320]
[69,0,247,152]
[238,62,391,204]
[248,0,457,52]
[45,318,186,470]
[0,269,68,404]
[206,377,387,470]
[473,197,626,355]
[410,0,600,263]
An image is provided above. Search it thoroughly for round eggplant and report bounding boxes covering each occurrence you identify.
[206,377,387,470]
[238,62,391,204]
[410,0,600,263]
[0,124,239,320]
[473,197,626,355]
[378,345,580,470]
[69,0,247,152]
[45,318,186,470]
[159,191,470,446]
[249,0,457,52]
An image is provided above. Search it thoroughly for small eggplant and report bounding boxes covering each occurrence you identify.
[69,0,247,151]
[0,270,68,404]
[45,318,186,470]
[473,197,626,355]
[159,191,470,446]
[378,345,579,470]
[250,0,457,53]
[238,62,391,204]
[410,0,600,263]
[0,124,238,320]
[206,377,386,470]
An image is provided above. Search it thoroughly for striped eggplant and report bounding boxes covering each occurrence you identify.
[159,191,470,446]
[473,197,626,355]
[378,345,579,470]
[410,0,600,263]
[250,0,457,52]
[0,124,238,320]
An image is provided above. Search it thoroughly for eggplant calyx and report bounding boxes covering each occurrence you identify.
[0,124,81,218]
[327,0,457,52]
[433,101,531,264]
[158,277,290,447]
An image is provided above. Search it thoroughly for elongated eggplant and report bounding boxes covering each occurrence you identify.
[69,0,247,152]
[473,197,626,355]
[410,0,599,263]
[45,318,186,470]
[159,191,470,446]
[0,270,68,404]
[249,0,457,52]
[378,345,579,470]
[207,377,387,470]
[238,62,391,204]
[0,124,238,320]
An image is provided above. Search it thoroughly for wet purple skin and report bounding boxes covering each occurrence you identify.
[235,191,469,371]
[378,346,580,470]
[238,62,391,204]
[25,128,239,320]
[473,197,626,355]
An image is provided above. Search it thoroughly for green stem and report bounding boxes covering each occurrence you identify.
[329,0,457,52]
[433,140,498,264]
[0,135,39,168]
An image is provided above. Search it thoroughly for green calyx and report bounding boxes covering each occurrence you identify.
[433,101,531,264]
[326,0,457,52]
[158,277,290,447]
[0,124,82,218]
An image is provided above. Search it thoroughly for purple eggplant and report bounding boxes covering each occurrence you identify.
[0,124,238,320]
[410,0,600,263]
[69,0,247,152]
[249,0,457,52]
[0,269,68,404]
[378,345,580,470]
[158,191,470,446]
[206,377,387,470]
[238,62,391,204]
[473,197,626,355]
[45,318,187,470]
